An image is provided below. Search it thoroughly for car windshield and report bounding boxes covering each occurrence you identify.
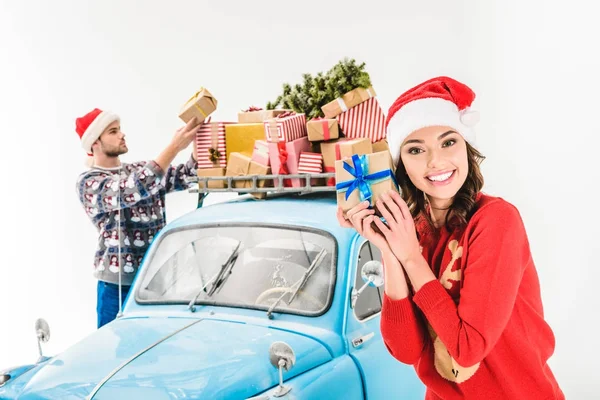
[135,224,337,316]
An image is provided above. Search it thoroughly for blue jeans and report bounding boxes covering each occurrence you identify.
[96,281,131,328]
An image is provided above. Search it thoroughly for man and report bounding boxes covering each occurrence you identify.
[75,108,204,328]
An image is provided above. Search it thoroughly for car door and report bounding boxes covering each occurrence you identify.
[344,239,426,399]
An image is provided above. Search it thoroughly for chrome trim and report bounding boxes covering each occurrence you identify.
[352,332,375,348]
[86,319,202,399]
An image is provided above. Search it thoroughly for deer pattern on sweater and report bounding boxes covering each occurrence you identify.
[428,239,481,384]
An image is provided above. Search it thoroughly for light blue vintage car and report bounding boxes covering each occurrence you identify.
[0,189,426,399]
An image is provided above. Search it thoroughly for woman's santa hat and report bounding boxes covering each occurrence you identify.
[75,108,120,165]
[385,76,479,165]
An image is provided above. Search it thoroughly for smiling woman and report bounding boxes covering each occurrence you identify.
[396,126,485,230]
[337,76,564,400]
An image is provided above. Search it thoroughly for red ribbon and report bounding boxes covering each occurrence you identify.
[277,142,292,187]
[325,166,336,186]
[243,106,263,112]
[321,120,331,141]
[276,111,296,119]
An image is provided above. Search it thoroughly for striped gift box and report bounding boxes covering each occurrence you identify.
[264,113,307,143]
[196,122,234,169]
[337,98,386,143]
[298,152,323,174]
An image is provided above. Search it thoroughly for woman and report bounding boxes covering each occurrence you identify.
[337,77,563,399]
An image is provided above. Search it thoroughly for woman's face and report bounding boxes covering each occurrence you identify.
[399,125,469,207]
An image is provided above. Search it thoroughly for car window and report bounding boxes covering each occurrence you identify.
[135,224,337,317]
[353,241,383,321]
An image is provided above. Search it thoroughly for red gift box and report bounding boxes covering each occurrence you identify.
[264,113,307,143]
[268,137,311,187]
[196,122,234,169]
[337,98,386,143]
[298,152,323,174]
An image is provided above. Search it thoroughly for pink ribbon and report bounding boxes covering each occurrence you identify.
[276,111,296,119]
[242,106,263,112]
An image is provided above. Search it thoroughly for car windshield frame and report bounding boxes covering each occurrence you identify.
[133,222,338,318]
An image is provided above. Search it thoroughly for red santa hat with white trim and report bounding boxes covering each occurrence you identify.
[385,76,479,165]
[75,108,120,166]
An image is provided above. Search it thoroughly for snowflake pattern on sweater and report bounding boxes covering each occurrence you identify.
[76,155,198,286]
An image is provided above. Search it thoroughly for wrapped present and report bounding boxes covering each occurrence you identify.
[238,106,291,123]
[372,139,390,154]
[306,118,339,142]
[321,138,373,170]
[197,167,226,189]
[225,123,265,163]
[268,137,311,187]
[321,138,373,186]
[251,140,270,167]
[264,112,307,143]
[321,86,376,119]
[196,122,234,169]
[338,97,386,143]
[336,152,399,215]
[298,152,323,174]
[179,87,218,123]
[225,152,253,189]
[248,161,271,199]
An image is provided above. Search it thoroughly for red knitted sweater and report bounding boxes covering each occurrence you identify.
[380,194,564,399]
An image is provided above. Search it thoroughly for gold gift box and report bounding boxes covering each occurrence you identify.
[225,123,266,163]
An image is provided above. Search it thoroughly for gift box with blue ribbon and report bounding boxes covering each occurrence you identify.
[335,152,399,215]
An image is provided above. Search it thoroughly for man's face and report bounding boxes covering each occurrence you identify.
[94,120,128,157]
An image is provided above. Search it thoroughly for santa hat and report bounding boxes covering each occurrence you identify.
[385,76,479,165]
[75,108,120,165]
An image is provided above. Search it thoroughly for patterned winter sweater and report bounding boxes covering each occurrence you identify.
[76,155,199,286]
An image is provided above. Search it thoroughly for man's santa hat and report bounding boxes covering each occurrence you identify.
[385,76,479,165]
[75,108,120,166]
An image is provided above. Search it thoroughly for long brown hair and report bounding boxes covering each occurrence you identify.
[395,142,485,230]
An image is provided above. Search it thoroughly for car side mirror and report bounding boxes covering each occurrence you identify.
[351,260,384,308]
[268,341,295,397]
[35,318,51,363]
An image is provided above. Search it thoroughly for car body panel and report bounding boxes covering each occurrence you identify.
[1,193,426,399]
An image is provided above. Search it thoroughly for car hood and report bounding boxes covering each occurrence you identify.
[10,317,332,399]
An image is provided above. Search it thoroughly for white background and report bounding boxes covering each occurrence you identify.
[1,0,598,398]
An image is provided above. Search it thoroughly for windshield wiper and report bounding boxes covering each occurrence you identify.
[266,248,327,319]
[187,274,218,312]
[207,241,241,297]
[187,241,241,312]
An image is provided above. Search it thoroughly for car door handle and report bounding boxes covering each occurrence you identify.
[352,332,374,348]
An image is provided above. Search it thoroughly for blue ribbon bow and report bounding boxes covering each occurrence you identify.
[335,154,398,203]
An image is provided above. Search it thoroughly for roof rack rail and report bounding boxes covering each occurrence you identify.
[186,173,336,195]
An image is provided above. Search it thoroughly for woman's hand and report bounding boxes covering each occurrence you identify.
[337,201,391,254]
[372,190,422,265]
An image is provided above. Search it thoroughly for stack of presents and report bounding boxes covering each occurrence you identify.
[180,85,398,211]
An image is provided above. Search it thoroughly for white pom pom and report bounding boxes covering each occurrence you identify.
[460,109,480,127]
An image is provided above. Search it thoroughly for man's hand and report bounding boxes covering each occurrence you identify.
[171,117,203,153]
[155,117,203,173]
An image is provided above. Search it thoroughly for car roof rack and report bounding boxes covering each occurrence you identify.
[186,172,336,195]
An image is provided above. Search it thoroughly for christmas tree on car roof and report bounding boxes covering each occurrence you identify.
[266,58,373,120]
